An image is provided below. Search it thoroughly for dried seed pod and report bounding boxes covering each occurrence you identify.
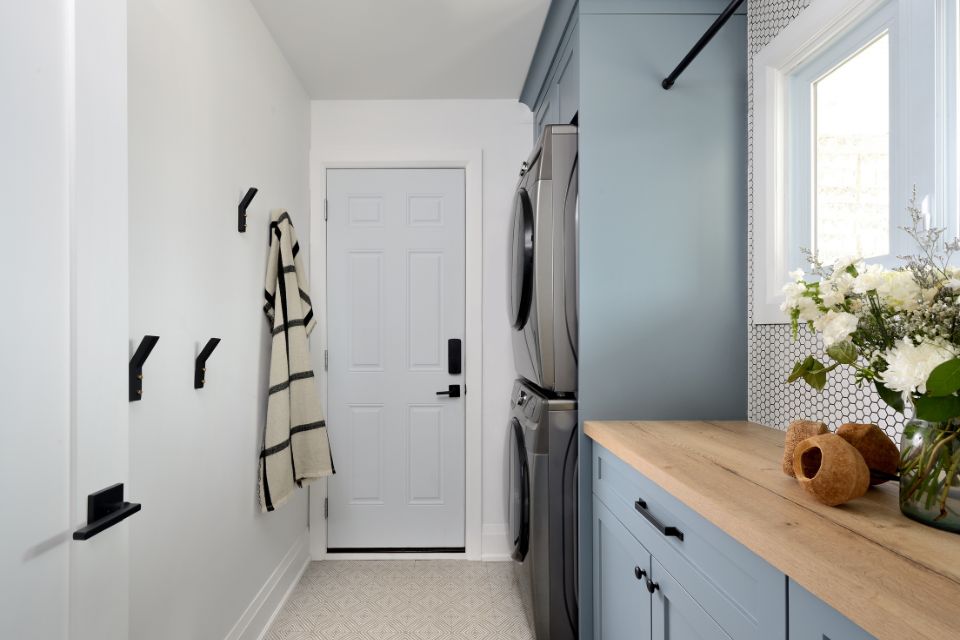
[793,433,871,506]
[783,420,829,477]
[836,423,899,485]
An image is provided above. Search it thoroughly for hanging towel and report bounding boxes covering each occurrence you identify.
[259,209,334,512]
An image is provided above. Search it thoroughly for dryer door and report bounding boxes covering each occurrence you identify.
[509,417,530,561]
[509,188,535,330]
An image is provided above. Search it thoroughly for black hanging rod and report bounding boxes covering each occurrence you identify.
[662,0,745,90]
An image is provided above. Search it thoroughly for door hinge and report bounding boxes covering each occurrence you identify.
[324,349,328,371]
[323,198,328,221]
[324,496,329,519]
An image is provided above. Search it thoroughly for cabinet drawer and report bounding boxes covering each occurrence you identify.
[788,580,875,640]
[594,444,786,640]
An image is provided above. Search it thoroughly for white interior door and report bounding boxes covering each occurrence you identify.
[1,1,130,639]
[326,168,466,550]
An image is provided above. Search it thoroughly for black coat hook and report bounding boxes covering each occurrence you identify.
[195,338,221,389]
[129,335,159,402]
[238,187,258,232]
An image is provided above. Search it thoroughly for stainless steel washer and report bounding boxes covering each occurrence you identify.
[509,380,578,640]
[509,125,578,394]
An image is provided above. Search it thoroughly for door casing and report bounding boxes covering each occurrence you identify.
[309,149,484,560]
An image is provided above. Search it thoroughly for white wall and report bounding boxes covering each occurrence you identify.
[310,100,533,559]
[128,1,311,638]
[0,2,71,637]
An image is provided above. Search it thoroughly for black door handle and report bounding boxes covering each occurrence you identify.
[436,384,461,398]
[634,566,647,580]
[635,499,684,541]
[646,578,660,594]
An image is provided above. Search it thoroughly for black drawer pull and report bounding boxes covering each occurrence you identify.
[635,499,684,541]
[646,578,660,594]
[634,566,647,580]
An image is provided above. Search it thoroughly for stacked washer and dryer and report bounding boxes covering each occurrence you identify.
[508,124,579,640]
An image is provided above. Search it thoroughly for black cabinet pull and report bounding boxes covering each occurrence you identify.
[646,578,660,594]
[635,499,684,541]
[634,566,647,580]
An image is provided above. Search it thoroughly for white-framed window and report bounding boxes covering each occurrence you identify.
[752,0,952,324]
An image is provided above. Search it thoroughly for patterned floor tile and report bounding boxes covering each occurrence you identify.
[267,560,534,640]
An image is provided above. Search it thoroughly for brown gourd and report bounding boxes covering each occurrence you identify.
[782,420,829,477]
[793,433,871,506]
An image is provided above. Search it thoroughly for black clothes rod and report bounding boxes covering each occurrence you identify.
[73,483,141,541]
[238,187,258,232]
[195,338,221,389]
[129,335,159,402]
[662,0,746,90]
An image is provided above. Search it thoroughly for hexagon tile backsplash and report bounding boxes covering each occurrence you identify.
[745,0,905,442]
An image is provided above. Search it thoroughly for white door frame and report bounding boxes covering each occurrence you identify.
[308,148,484,560]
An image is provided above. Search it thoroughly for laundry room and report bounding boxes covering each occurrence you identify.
[4,1,960,639]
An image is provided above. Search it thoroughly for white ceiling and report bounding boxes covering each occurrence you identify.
[249,0,551,100]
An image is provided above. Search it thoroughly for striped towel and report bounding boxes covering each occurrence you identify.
[259,209,334,512]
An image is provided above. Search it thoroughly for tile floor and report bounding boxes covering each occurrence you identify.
[266,560,535,640]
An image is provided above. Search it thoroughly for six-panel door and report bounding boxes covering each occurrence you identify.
[326,168,466,550]
[593,497,652,640]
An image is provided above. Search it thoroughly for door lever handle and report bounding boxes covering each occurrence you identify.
[436,384,461,398]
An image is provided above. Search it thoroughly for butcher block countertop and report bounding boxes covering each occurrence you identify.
[584,420,960,640]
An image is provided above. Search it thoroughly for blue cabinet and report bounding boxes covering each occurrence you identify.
[788,581,876,640]
[593,497,652,640]
[592,443,877,640]
[651,558,731,640]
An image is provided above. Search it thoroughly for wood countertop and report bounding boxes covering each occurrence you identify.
[584,420,960,640]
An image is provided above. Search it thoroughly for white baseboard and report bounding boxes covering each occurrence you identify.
[481,523,512,561]
[224,532,310,640]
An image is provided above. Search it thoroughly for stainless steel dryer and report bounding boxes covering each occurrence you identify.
[509,125,578,394]
[509,379,578,640]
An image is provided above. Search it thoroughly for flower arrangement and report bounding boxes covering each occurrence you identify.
[782,192,960,531]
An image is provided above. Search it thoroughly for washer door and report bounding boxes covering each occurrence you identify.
[509,188,534,330]
[509,417,530,561]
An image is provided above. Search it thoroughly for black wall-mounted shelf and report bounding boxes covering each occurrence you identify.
[73,483,141,541]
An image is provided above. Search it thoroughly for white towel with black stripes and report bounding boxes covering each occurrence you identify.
[259,209,334,512]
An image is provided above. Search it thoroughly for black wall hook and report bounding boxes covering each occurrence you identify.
[129,335,159,402]
[238,187,258,232]
[195,338,221,389]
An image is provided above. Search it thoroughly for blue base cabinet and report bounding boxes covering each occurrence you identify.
[592,444,877,640]
[594,498,652,640]
[788,582,876,640]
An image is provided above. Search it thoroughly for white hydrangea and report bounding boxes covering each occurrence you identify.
[880,337,956,397]
[780,281,806,312]
[852,263,886,294]
[813,310,859,347]
[821,272,854,308]
[883,270,922,311]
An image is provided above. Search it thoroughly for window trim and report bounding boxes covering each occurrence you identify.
[752,0,943,325]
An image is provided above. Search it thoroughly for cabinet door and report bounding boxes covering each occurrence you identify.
[651,558,732,640]
[534,84,559,143]
[594,497,652,640]
[788,581,876,640]
[556,26,579,125]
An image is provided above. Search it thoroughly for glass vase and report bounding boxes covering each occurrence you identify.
[899,419,960,533]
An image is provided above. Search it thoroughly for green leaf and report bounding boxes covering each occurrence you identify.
[802,358,828,391]
[787,360,808,383]
[925,358,960,397]
[912,395,960,422]
[826,341,858,365]
[875,381,905,413]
